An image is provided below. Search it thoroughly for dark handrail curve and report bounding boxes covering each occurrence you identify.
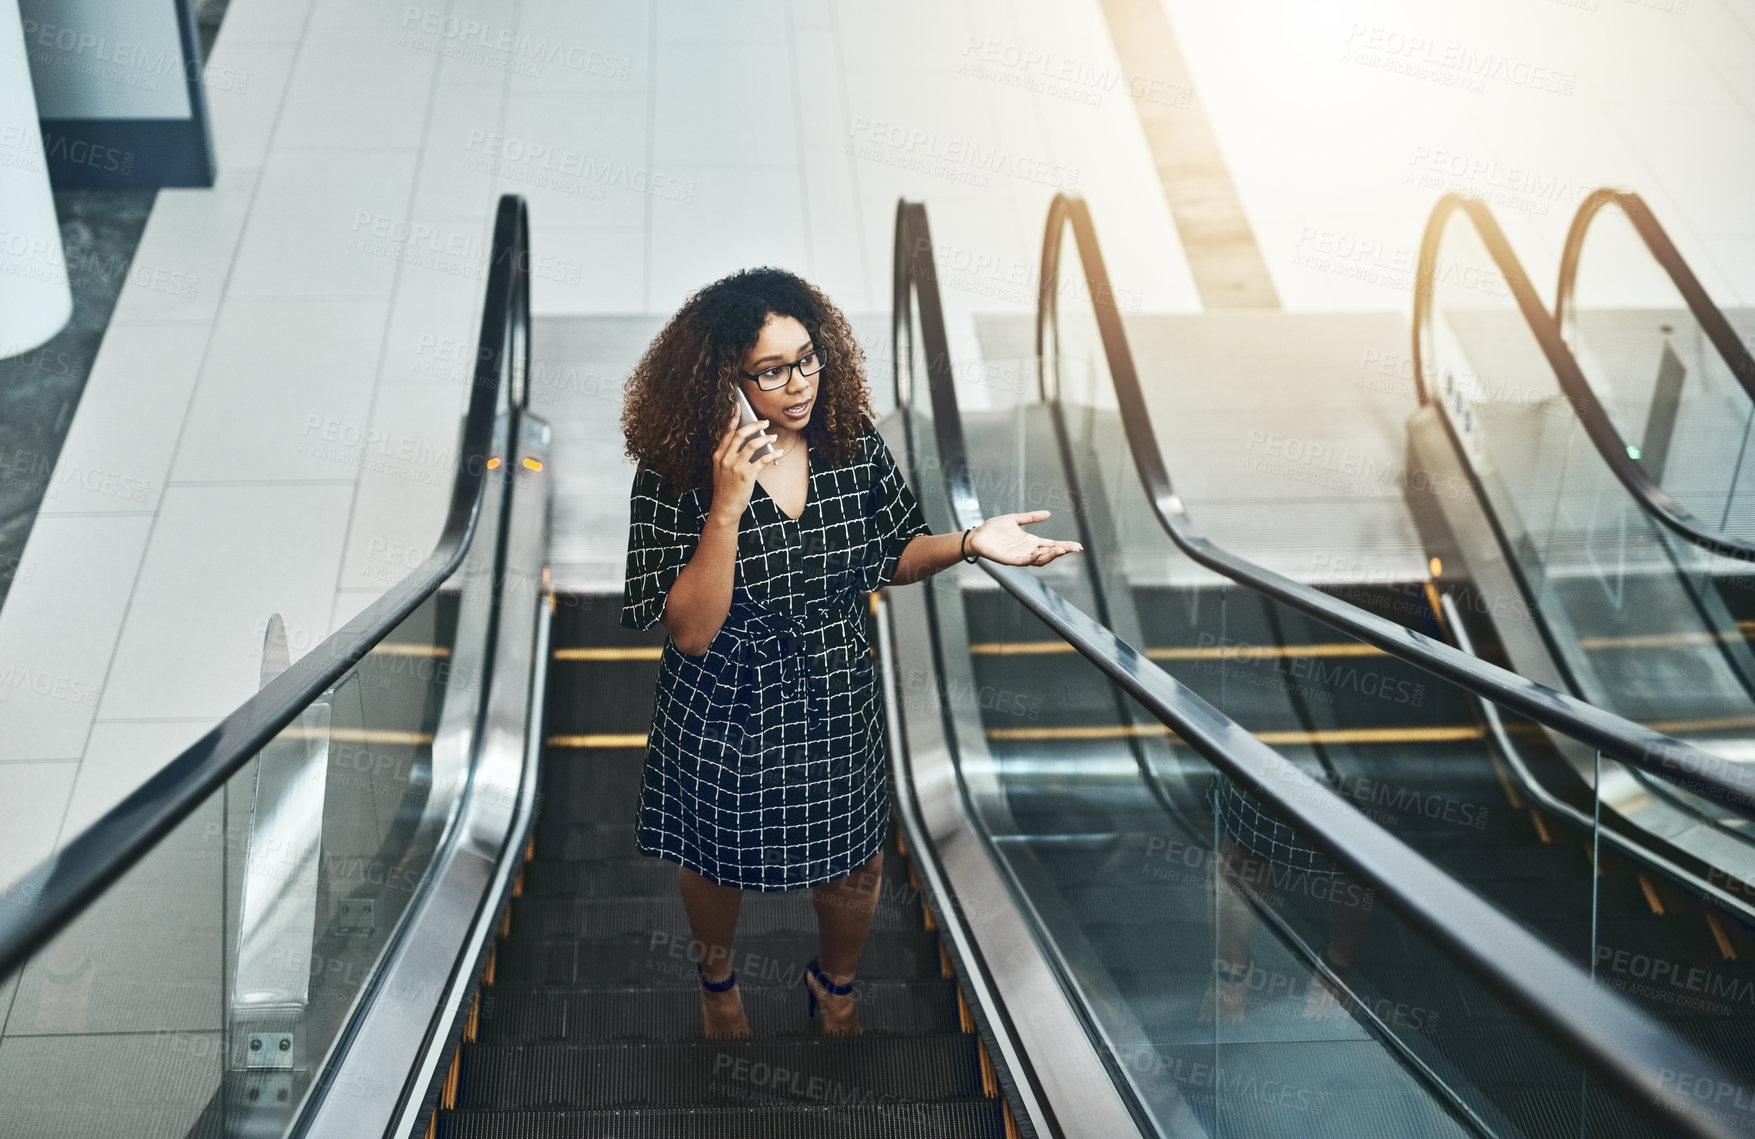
[902,195,1746,1139]
[1557,187,1755,403]
[0,194,534,982]
[1413,193,1755,563]
[1033,192,1755,819]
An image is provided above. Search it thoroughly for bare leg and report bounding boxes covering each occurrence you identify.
[809,850,885,1035]
[678,866,749,1037]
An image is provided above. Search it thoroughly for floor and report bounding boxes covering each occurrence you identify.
[0,0,1750,913]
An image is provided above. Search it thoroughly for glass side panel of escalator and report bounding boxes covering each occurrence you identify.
[0,435,510,1139]
[1420,211,1755,865]
[925,215,1755,1137]
[895,297,1697,1138]
[1560,199,1755,543]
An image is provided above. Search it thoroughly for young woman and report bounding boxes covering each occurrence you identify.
[619,267,1080,1037]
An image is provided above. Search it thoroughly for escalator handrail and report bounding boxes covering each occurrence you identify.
[1414,193,1755,563]
[1032,191,1755,819]
[0,194,533,984]
[900,195,1743,1139]
[1557,187,1755,404]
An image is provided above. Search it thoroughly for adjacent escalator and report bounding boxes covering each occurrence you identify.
[1407,194,1755,878]
[880,197,1749,1139]
[964,192,1755,1137]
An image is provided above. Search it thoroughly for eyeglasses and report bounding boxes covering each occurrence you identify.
[742,347,826,390]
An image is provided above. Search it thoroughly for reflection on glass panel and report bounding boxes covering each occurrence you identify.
[1564,201,1755,542]
[1427,208,1755,861]
[0,438,506,1137]
[968,203,1755,1135]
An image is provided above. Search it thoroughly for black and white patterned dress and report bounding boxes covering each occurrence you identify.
[621,423,931,890]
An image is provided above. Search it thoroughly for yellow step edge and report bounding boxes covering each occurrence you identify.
[280,727,433,745]
[1583,626,1755,651]
[548,733,650,749]
[369,643,451,657]
[553,646,664,661]
[986,724,1484,745]
[969,640,1384,660]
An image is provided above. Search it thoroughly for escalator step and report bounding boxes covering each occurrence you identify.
[1421,843,1590,881]
[532,821,641,861]
[494,931,946,987]
[521,855,914,898]
[549,593,659,646]
[545,661,662,735]
[510,895,925,939]
[455,1036,985,1110]
[436,1100,1007,1139]
[477,979,961,1043]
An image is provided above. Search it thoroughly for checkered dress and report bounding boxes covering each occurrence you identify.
[621,424,931,890]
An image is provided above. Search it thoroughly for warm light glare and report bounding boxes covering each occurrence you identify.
[486,456,501,469]
[522,457,543,471]
[1428,556,1443,578]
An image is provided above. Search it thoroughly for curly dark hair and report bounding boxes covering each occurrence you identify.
[620,267,876,494]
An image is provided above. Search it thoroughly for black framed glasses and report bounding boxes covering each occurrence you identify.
[742,346,826,390]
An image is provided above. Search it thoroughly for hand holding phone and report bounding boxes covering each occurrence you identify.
[734,389,776,464]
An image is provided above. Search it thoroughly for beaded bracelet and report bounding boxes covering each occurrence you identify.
[960,527,979,564]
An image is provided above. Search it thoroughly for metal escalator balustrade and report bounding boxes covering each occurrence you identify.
[0,194,551,1139]
[889,195,1752,1139]
[1408,195,1755,882]
[1555,188,1755,544]
[1030,188,1755,1137]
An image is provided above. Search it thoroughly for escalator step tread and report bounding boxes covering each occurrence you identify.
[510,895,925,939]
[532,822,641,861]
[494,931,945,986]
[521,856,913,897]
[456,1036,985,1109]
[477,980,961,1043]
[436,1101,1007,1139]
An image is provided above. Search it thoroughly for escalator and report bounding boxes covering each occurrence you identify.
[1406,192,1755,888]
[0,191,1746,1139]
[935,192,1755,1135]
[433,597,1008,1136]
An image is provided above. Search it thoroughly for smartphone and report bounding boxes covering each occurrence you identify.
[734,389,776,464]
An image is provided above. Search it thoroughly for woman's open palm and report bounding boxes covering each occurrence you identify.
[968,511,1083,566]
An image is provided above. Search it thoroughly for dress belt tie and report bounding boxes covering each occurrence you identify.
[733,609,816,709]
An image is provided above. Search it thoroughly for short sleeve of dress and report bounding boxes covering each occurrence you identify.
[860,427,932,593]
[622,465,703,631]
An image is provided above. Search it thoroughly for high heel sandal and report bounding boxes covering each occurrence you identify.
[698,963,750,1038]
[804,958,861,1035]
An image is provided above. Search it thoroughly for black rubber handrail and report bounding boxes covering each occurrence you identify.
[0,194,533,983]
[1031,192,1754,820]
[1413,193,1755,563]
[1557,187,1755,404]
[900,195,1746,1139]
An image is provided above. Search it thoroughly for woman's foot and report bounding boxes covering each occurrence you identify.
[699,966,751,1038]
[804,960,862,1036]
